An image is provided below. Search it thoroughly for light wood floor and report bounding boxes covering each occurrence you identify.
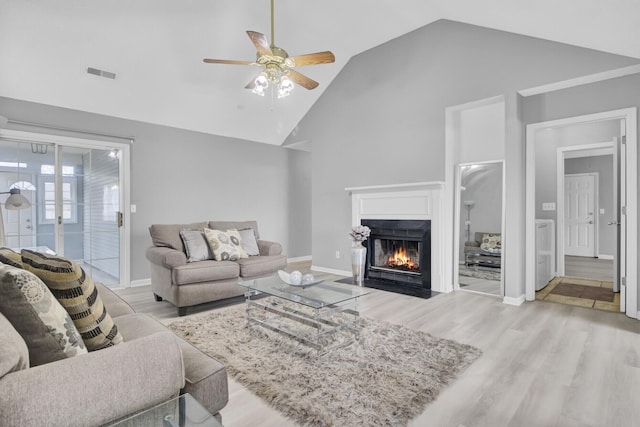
[116,262,640,427]
[565,255,614,282]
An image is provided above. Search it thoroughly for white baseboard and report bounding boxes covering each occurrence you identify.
[598,254,614,260]
[503,294,526,306]
[288,255,312,263]
[310,265,351,277]
[130,278,151,287]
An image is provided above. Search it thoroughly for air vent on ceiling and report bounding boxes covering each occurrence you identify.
[87,67,116,79]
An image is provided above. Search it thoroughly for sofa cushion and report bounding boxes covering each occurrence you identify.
[0,312,29,376]
[21,250,124,351]
[180,229,213,262]
[0,264,87,366]
[115,312,228,414]
[238,228,260,256]
[208,220,260,239]
[150,222,208,253]
[237,255,287,277]
[172,260,239,285]
[0,247,23,268]
[204,228,247,261]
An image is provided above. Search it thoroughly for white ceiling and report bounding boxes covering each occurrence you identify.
[1,0,639,146]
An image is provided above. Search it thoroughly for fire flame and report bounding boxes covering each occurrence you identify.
[388,247,416,269]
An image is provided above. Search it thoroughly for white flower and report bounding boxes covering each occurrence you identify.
[349,225,371,242]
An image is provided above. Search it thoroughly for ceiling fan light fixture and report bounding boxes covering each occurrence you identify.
[252,73,269,96]
[277,75,294,98]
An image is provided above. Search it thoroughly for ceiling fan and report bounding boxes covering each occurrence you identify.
[203,0,335,98]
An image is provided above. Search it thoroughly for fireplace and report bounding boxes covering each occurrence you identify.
[361,219,431,290]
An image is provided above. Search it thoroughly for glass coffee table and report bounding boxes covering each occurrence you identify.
[108,393,221,427]
[237,275,369,355]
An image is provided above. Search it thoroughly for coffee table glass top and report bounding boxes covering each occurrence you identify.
[237,275,369,308]
[108,393,221,427]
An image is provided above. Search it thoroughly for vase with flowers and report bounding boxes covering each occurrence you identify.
[349,225,371,286]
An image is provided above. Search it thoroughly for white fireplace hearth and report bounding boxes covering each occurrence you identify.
[345,182,447,293]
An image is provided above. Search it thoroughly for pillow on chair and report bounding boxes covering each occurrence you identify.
[204,228,248,261]
[480,233,502,254]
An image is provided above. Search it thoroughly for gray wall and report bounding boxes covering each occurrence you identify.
[0,96,312,282]
[286,149,312,258]
[285,19,637,299]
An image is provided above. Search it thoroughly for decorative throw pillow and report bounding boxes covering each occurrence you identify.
[180,229,213,262]
[480,233,502,253]
[21,250,124,351]
[0,247,23,268]
[204,228,248,261]
[0,264,87,366]
[0,311,29,376]
[238,228,260,256]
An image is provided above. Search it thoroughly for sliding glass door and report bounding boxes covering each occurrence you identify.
[0,131,128,287]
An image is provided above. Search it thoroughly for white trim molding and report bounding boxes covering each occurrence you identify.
[288,255,312,263]
[346,181,448,293]
[503,295,526,306]
[311,265,351,277]
[130,278,151,287]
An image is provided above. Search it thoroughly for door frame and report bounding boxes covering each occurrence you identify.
[525,107,637,318]
[0,129,131,287]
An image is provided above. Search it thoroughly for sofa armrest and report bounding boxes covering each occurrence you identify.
[0,331,185,427]
[146,246,188,269]
[257,239,282,256]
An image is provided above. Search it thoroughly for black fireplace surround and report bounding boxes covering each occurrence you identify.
[361,219,431,292]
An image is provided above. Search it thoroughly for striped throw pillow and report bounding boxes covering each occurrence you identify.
[0,247,23,269]
[21,250,123,351]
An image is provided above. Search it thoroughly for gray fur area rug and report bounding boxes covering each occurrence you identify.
[169,301,481,426]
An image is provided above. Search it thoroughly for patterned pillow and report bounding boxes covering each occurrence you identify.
[480,233,502,253]
[0,247,23,268]
[204,228,248,261]
[21,250,124,351]
[0,264,87,366]
[180,229,213,262]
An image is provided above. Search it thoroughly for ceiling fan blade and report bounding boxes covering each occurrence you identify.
[246,31,273,56]
[203,59,254,65]
[289,51,335,67]
[287,69,319,90]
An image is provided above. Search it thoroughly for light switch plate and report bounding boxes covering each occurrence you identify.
[542,202,556,211]
[600,208,605,214]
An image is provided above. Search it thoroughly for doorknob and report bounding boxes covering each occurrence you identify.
[588,220,593,224]
[608,221,621,226]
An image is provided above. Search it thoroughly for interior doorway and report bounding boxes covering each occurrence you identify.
[525,108,637,318]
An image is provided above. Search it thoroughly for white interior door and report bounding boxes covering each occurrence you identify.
[564,174,596,257]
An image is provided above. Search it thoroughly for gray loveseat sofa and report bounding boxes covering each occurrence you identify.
[146,220,287,316]
[0,279,228,426]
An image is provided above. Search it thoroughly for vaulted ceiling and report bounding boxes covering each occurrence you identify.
[1,0,639,145]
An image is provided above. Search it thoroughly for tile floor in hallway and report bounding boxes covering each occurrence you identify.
[536,276,619,312]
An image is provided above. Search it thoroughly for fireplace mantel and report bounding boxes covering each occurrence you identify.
[346,181,448,293]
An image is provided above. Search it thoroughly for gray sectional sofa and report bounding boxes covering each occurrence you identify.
[0,280,228,426]
[146,220,287,316]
